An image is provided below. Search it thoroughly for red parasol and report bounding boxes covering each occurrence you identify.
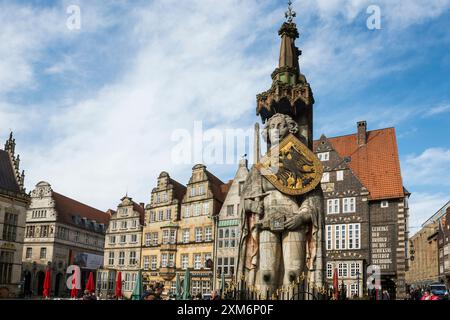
[85,272,95,294]
[71,273,78,299]
[115,272,122,299]
[43,268,51,299]
[333,268,339,300]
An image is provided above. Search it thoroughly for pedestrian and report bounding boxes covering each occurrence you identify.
[421,289,431,300]
[382,290,390,300]
[210,291,220,300]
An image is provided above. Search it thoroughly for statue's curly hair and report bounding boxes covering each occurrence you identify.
[262,113,299,143]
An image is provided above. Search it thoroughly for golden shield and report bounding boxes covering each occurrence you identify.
[255,133,323,196]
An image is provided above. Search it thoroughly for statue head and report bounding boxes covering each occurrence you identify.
[262,113,299,146]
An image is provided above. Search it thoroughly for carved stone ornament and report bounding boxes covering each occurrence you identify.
[255,133,323,196]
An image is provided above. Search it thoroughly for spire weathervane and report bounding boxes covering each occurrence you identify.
[285,0,296,23]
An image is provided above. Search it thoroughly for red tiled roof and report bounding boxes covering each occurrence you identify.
[206,170,226,202]
[52,191,110,227]
[314,128,405,200]
[132,201,146,225]
[168,177,187,203]
[220,180,233,199]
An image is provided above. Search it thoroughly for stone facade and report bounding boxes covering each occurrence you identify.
[213,159,248,291]
[101,196,145,299]
[0,133,29,298]
[141,172,185,296]
[22,181,109,298]
[176,164,228,298]
[405,222,439,286]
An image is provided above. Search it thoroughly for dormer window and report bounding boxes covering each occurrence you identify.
[321,172,330,183]
[191,187,196,197]
[381,201,389,208]
[318,152,330,161]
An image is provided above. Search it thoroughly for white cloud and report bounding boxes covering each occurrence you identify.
[425,104,450,116]
[403,148,450,187]
[408,192,448,235]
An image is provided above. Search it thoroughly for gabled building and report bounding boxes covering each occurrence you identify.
[141,172,186,295]
[22,181,109,297]
[435,202,450,285]
[0,133,29,298]
[213,159,248,291]
[314,121,410,299]
[100,196,145,299]
[177,164,229,298]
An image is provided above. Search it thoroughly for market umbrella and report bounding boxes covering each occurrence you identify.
[70,273,78,299]
[181,268,191,300]
[332,268,339,300]
[115,272,123,299]
[220,272,225,299]
[43,268,51,299]
[131,270,143,300]
[175,273,181,300]
[85,272,95,294]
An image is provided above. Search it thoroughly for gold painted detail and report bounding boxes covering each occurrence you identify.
[255,134,323,196]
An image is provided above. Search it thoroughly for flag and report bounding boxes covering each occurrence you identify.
[131,270,143,300]
[115,271,122,299]
[43,268,51,299]
[85,272,95,294]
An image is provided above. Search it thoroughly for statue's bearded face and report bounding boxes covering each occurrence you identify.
[268,116,289,145]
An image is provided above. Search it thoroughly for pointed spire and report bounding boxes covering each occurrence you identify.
[285,0,296,23]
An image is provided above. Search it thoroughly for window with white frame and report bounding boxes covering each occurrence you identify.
[152,232,158,246]
[108,252,114,266]
[321,172,330,183]
[202,281,211,295]
[132,219,137,228]
[165,209,171,221]
[145,233,151,246]
[143,256,149,270]
[124,273,131,291]
[318,152,330,161]
[169,253,175,267]
[335,225,340,250]
[185,206,190,218]
[112,221,117,230]
[326,263,333,279]
[338,263,348,277]
[350,283,358,297]
[326,225,332,250]
[150,211,156,223]
[151,256,157,270]
[118,251,125,266]
[194,254,202,270]
[131,234,137,243]
[194,203,201,216]
[161,254,168,268]
[205,227,212,242]
[343,197,356,213]
[163,230,169,244]
[129,251,137,265]
[336,170,344,181]
[341,225,346,249]
[327,199,340,214]
[110,236,116,244]
[192,280,200,296]
[204,253,212,268]
[170,229,176,244]
[158,210,164,221]
[203,202,209,215]
[120,235,126,244]
[326,224,361,251]
[195,228,202,242]
[181,254,189,270]
[121,221,127,229]
[350,262,361,277]
[199,185,205,195]
[381,201,389,208]
[182,229,189,243]
[191,187,196,197]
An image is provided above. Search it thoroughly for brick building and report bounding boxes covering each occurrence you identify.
[315,121,410,299]
[436,202,450,285]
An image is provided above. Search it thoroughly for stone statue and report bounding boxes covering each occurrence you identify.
[237,113,325,297]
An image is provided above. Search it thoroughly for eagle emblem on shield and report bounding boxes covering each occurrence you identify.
[255,133,323,196]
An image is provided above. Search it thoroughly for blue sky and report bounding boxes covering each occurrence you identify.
[1,0,449,234]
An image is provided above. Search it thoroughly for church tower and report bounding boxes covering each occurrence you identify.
[256,1,314,150]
